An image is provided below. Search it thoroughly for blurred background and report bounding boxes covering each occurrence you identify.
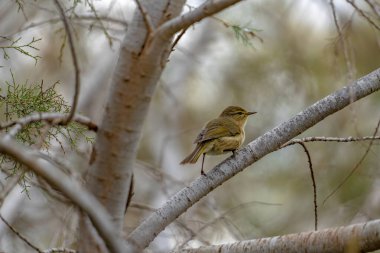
[0,0,380,252]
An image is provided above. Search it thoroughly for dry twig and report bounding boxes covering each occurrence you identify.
[53,0,81,124]
[0,213,43,253]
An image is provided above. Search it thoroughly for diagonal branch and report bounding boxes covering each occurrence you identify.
[154,0,243,40]
[0,213,43,253]
[346,0,380,31]
[0,136,128,253]
[127,68,380,250]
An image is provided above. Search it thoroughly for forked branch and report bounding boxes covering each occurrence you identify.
[155,0,243,40]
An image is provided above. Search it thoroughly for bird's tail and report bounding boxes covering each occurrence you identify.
[180,143,206,164]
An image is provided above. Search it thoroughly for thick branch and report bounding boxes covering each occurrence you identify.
[0,137,128,253]
[176,219,380,253]
[154,0,243,40]
[127,68,380,249]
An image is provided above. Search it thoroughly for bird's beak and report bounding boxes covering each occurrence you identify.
[246,111,257,116]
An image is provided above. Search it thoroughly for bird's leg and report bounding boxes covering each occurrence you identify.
[201,153,206,176]
[231,150,236,156]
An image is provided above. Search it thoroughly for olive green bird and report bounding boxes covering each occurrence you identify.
[180,106,256,175]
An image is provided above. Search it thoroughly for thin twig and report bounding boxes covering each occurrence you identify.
[0,213,43,253]
[211,16,264,44]
[175,220,211,249]
[85,1,114,46]
[53,0,81,125]
[135,0,155,33]
[323,118,380,205]
[282,134,380,208]
[283,136,380,147]
[177,200,282,249]
[7,16,128,39]
[0,174,22,210]
[346,0,380,31]
[171,27,189,52]
[364,0,380,18]
[297,142,318,231]
[130,202,156,211]
[154,0,243,40]
[330,0,355,81]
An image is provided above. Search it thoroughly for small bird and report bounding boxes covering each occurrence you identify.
[180,106,256,175]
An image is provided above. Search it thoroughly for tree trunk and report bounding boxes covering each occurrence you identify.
[79,0,185,252]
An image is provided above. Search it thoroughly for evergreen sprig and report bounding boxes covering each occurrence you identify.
[231,25,263,48]
[0,36,41,64]
[0,77,91,194]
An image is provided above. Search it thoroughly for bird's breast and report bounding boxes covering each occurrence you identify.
[205,131,245,155]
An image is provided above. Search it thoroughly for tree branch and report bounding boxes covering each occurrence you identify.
[53,0,81,124]
[176,219,380,252]
[323,117,380,204]
[127,68,380,250]
[0,112,97,132]
[0,213,43,253]
[154,0,243,40]
[346,0,380,31]
[330,0,355,81]
[135,0,155,33]
[283,135,380,145]
[296,142,317,231]
[0,137,128,253]
[42,249,76,253]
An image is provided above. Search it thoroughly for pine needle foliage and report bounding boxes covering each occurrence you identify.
[0,36,41,65]
[231,25,263,48]
[0,76,91,195]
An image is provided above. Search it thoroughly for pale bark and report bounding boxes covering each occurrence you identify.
[80,0,186,252]
[0,112,96,131]
[127,68,380,249]
[176,219,380,253]
[155,0,243,40]
[84,0,185,228]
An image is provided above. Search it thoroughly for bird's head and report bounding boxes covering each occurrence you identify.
[220,106,256,125]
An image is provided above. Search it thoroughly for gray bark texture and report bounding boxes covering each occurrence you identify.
[176,219,380,253]
[85,0,185,228]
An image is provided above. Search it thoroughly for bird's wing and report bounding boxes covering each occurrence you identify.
[194,118,240,143]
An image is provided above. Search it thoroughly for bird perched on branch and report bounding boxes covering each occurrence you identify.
[180,106,256,175]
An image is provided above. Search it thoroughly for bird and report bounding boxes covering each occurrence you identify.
[180,106,256,175]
